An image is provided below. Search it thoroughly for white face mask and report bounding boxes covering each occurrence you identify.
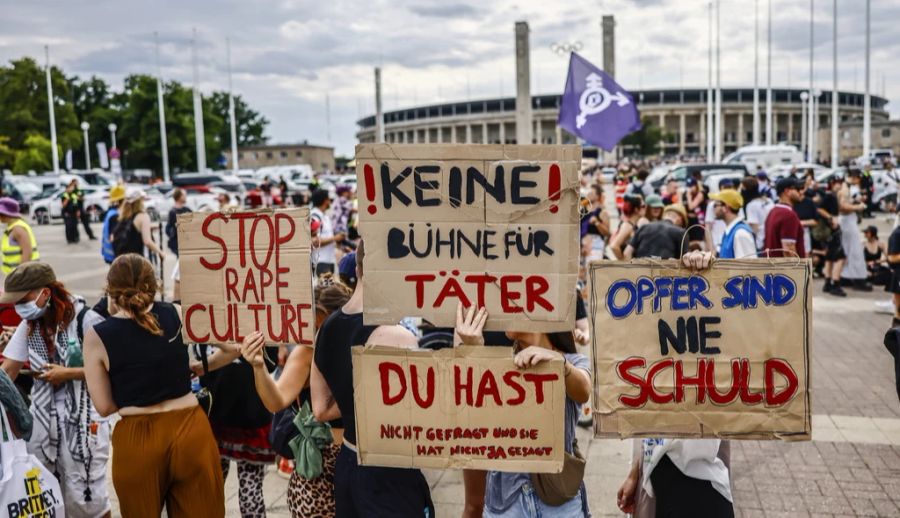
[14,289,48,321]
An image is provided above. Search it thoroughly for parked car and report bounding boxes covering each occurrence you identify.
[659,164,749,189]
[3,176,43,215]
[31,185,108,225]
[767,163,832,181]
[723,145,804,170]
[854,149,896,168]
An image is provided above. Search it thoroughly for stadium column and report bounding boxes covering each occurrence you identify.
[499,122,506,145]
[737,113,744,147]
[679,113,686,155]
[436,126,443,143]
[482,122,488,144]
[772,111,778,143]
[700,112,707,152]
[466,124,472,144]
[555,125,562,145]
[788,112,794,146]
[659,113,666,154]
[451,126,457,144]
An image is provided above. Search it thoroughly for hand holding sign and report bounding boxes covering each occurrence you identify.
[456,303,488,346]
[241,331,266,369]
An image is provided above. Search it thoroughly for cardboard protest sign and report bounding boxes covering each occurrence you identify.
[177,208,314,345]
[356,144,581,331]
[352,345,566,472]
[590,258,812,441]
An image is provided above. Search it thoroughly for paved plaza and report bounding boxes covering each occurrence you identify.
[31,217,900,517]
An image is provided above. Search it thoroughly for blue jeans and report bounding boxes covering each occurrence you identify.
[483,483,588,518]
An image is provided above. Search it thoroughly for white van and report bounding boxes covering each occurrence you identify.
[723,145,804,171]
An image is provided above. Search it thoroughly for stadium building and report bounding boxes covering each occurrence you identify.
[356,88,890,161]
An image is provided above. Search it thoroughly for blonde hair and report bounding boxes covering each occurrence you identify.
[119,198,145,221]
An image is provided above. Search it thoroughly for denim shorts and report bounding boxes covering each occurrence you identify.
[483,482,589,518]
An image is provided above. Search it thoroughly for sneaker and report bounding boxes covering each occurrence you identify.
[823,280,833,293]
[829,285,848,297]
[875,301,895,314]
[276,457,293,479]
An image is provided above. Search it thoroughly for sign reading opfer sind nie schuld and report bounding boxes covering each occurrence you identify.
[590,259,812,441]
[353,346,566,472]
[356,144,581,331]
[177,208,314,345]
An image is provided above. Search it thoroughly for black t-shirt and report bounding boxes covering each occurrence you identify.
[313,308,376,446]
[576,294,587,320]
[166,206,192,255]
[629,221,688,259]
[889,228,900,270]
[794,196,818,221]
[821,191,839,217]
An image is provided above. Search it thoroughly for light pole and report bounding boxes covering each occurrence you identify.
[80,121,91,170]
[800,91,809,158]
[108,123,117,150]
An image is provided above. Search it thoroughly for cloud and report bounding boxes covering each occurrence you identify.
[1,0,897,157]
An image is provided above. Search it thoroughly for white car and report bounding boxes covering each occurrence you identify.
[767,163,832,181]
[31,186,109,225]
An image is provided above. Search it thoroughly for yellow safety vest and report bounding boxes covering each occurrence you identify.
[2,219,39,274]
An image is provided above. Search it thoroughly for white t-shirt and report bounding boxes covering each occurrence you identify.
[642,438,733,503]
[724,216,758,258]
[311,206,336,265]
[744,197,774,249]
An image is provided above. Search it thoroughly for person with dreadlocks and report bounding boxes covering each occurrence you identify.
[0,262,111,517]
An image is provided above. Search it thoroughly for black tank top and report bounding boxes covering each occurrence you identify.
[94,302,191,408]
[117,216,144,257]
[312,309,376,445]
[865,245,883,263]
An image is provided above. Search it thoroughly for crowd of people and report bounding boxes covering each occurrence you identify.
[0,157,895,518]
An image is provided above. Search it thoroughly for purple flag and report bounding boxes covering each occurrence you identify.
[557,52,641,151]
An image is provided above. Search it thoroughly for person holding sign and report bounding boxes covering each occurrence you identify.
[455,306,592,517]
[83,254,230,517]
[624,204,689,260]
[710,190,756,259]
[310,240,435,517]
[615,250,735,518]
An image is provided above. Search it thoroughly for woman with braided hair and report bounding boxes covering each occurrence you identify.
[84,253,236,517]
[0,261,112,517]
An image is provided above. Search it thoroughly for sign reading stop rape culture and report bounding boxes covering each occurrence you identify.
[356,144,581,331]
[177,208,315,345]
[590,258,812,440]
[353,346,566,472]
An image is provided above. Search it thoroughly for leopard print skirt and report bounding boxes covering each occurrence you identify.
[287,442,340,517]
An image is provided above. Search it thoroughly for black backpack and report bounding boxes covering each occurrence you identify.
[111,216,134,257]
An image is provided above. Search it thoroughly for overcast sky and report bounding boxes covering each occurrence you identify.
[3,0,899,158]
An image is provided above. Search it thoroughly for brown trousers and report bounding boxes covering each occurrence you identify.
[112,405,225,517]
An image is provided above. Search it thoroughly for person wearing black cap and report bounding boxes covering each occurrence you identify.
[310,189,344,276]
[763,177,806,258]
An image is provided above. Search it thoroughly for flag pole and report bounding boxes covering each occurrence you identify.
[707,1,714,161]
[226,37,239,174]
[831,0,839,167]
[44,45,60,174]
[808,0,816,161]
[862,0,871,159]
[753,0,760,146]
[715,0,722,162]
[155,32,171,183]
[192,28,207,173]
[765,0,773,146]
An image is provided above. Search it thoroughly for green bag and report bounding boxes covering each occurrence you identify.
[288,401,333,479]
[811,220,833,243]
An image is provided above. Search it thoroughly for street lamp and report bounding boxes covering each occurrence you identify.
[80,121,91,170]
[108,123,117,149]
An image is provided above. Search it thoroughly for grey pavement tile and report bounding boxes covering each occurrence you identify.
[736,508,766,518]
[871,498,900,516]
[764,511,809,518]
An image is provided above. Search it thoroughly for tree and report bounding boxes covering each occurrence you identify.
[206,92,269,148]
[0,58,80,170]
[68,75,118,164]
[620,117,673,157]
[12,134,58,173]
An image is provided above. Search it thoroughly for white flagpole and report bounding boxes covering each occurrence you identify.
[44,46,60,174]
[192,28,207,173]
[715,0,722,161]
[226,37,239,174]
[765,0,773,146]
[863,0,871,159]
[326,93,332,143]
[707,1,714,161]
[753,0,760,145]
[831,0,839,167]
[155,32,170,183]
[808,0,816,161]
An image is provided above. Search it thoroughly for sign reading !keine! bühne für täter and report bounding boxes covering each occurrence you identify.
[590,258,812,441]
[177,208,315,346]
[353,345,566,473]
[356,144,581,331]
